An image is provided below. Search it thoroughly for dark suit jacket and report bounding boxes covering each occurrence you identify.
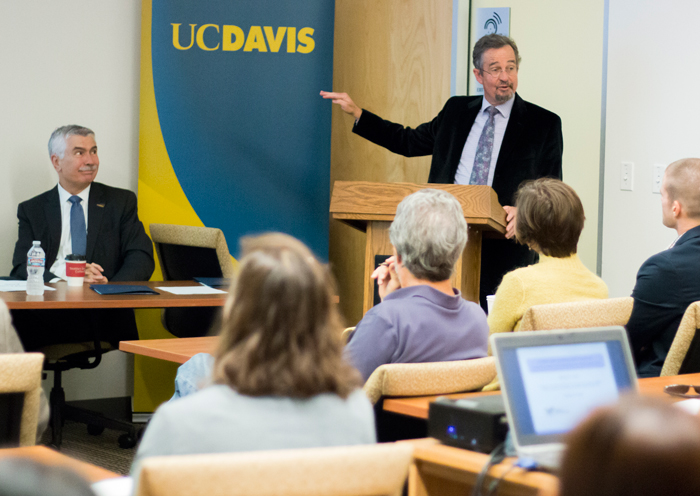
[11,182,154,282]
[353,94,563,305]
[353,93,563,207]
[9,182,154,350]
[626,225,700,377]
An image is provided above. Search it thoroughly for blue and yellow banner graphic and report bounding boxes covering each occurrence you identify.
[139,0,334,259]
[136,0,335,410]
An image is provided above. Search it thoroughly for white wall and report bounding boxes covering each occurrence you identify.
[601,0,700,297]
[0,2,142,400]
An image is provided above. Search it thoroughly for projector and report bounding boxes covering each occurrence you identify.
[428,395,509,453]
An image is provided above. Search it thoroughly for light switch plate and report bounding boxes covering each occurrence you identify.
[621,162,634,191]
[652,164,666,194]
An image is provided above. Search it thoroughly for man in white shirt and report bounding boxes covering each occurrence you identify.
[321,34,563,308]
[10,125,154,350]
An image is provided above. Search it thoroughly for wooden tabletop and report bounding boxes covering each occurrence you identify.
[411,442,558,496]
[383,372,700,419]
[1,280,227,310]
[0,445,119,482]
[120,336,218,363]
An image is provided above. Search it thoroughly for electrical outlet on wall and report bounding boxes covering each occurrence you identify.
[620,162,634,191]
[652,164,666,194]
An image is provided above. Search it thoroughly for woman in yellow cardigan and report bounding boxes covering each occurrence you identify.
[488,178,608,337]
[484,179,607,390]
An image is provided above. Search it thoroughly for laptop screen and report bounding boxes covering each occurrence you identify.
[493,328,637,447]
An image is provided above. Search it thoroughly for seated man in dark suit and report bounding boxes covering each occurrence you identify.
[626,158,700,377]
[10,125,154,351]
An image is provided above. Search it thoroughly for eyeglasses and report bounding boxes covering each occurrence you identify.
[479,66,518,78]
[664,384,700,398]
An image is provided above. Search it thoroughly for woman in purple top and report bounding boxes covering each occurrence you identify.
[345,189,489,381]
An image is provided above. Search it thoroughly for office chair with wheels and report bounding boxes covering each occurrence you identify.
[149,224,235,338]
[41,338,137,450]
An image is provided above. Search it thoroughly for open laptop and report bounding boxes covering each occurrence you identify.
[490,326,638,470]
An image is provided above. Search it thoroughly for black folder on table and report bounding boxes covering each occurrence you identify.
[193,277,231,288]
[90,284,159,295]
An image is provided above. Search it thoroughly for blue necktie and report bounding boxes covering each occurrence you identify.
[470,106,500,185]
[69,196,86,256]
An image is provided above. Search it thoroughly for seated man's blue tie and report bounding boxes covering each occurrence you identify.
[69,196,86,256]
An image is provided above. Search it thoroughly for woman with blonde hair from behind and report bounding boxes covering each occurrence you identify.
[131,233,375,478]
[560,396,700,496]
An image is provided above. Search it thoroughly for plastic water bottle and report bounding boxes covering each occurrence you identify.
[26,241,45,296]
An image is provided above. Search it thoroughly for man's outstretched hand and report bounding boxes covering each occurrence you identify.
[320,91,362,120]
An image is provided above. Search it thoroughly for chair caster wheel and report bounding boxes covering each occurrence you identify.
[118,433,137,449]
[87,424,105,436]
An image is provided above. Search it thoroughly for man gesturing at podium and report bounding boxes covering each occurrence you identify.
[322,34,563,308]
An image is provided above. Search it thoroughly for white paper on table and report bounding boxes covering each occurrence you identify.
[0,281,56,292]
[156,286,227,295]
[91,476,133,496]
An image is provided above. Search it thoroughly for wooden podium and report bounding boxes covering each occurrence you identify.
[329,181,506,313]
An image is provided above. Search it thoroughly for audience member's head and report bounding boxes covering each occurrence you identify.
[0,458,95,496]
[661,158,700,229]
[213,233,361,399]
[560,396,700,496]
[48,124,99,195]
[514,178,585,257]
[389,188,467,283]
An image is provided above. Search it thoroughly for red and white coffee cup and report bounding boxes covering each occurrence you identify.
[65,255,86,287]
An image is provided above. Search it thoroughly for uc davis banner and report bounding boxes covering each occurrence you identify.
[135,0,335,410]
[139,0,334,260]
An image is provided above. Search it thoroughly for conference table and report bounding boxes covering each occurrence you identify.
[0,445,119,483]
[120,336,217,363]
[0,280,227,310]
[399,372,700,496]
[384,372,699,420]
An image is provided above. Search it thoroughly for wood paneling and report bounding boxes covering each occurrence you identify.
[330,0,454,324]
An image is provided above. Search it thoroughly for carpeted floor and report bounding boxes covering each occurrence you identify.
[41,421,142,475]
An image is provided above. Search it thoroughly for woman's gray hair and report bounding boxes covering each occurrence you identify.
[389,189,467,282]
[48,125,94,159]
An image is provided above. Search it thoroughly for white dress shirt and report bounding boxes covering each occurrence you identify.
[49,184,90,280]
[453,95,515,186]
